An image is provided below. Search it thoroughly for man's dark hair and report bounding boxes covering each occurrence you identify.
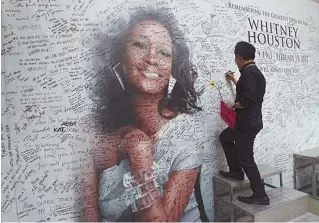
[234,41,256,60]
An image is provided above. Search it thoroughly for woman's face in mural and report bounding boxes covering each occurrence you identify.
[123,19,173,95]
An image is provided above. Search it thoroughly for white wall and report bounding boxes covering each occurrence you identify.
[1,0,319,221]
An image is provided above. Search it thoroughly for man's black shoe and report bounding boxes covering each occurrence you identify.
[219,170,244,180]
[238,194,270,205]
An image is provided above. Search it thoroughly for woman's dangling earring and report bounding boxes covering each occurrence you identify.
[167,75,176,97]
[112,62,125,90]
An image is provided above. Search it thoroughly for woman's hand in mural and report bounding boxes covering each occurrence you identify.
[119,128,153,173]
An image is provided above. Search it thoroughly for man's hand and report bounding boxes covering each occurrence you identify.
[225,70,237,85]
[225,102,234,110]
[225,70,234,79]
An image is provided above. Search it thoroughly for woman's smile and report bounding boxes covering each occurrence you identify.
[142,71,160,79]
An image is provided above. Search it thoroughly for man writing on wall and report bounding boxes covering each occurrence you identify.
[219,41,269,205]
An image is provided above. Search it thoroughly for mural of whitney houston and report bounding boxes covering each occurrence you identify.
[92,3,207,222]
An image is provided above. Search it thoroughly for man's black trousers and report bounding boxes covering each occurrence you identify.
[219,123,266,196]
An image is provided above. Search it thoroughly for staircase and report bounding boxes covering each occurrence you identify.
[293,147,319,199]
[213,163,319,222]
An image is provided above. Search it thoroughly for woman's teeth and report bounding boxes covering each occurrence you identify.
[144,71,159,78]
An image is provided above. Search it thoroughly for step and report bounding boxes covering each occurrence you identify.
[289,212,319,222]
[299,185,319,199]
[232,187,309,222]
[236,212,319,222]
[214,164,282,191]
[293,148,319,160]
[236,215,253,222]
[219,213,252,222]
[295,164,319,175]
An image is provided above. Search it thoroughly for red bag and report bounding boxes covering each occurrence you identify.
[220,101,236,129]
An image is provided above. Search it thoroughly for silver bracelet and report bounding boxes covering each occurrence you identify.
[123,163,161,188]
[131,187,163,212]
[124,173,167,206]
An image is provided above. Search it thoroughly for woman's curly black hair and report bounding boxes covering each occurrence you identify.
[97,5,202,132]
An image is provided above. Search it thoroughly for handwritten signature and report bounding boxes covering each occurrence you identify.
[31,9,65,21]
[10,0,56,3]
